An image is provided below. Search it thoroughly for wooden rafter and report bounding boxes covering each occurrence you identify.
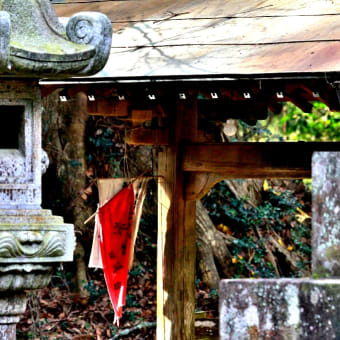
[41,78,340,117]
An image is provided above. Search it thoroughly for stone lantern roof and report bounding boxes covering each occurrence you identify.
[0,0,112,77]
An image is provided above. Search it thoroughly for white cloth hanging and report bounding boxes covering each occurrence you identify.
[88,177,150,269]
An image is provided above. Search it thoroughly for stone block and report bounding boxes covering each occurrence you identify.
[0,82,42,209]
[219,278,340,340]
[312,152,340,276]
[0,293,26,324]
[0,209,75,263]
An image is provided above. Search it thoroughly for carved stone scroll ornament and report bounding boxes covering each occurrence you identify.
[0,211,75,264]
[0,231,65,258]
[66,12,112,75]
[0,210,74,336]
[0,0,112,77]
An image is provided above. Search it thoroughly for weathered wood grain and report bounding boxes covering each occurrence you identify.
[126,128,169,145]
[157,98,197,340]
[53,0,340,22]
[182,142,340,177]
[186,172,227,201]
[53,0,340,78]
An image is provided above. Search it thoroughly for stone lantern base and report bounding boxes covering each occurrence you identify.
[0,209,74,339]
[0,293,27,338]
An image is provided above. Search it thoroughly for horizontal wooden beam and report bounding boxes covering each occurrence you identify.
[182,142,340,178]
[126,128,169,145]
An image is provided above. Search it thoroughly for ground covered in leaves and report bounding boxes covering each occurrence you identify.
[18,269,156,340]
[17,269,218,340]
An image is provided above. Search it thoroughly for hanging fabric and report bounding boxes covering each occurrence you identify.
[127,178,149,269]
[97,184,135,326]
[88,177,150,325]
[89,177,149,269]
[88,214,102,268]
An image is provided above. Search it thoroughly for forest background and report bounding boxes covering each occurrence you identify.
[17,95,340,339]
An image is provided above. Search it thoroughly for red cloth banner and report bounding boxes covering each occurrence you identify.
[97,184,135,325]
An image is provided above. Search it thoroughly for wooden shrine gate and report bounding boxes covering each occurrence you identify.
[151,100,340,340]
[42,78,340,339]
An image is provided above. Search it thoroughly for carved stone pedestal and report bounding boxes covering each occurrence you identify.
[0,293,28,339]
[0,209,74,339]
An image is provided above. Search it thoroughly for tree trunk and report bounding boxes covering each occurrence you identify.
[42,91,92,298]
[224,179,263,208]
[195,179,264,288]
[196,200,233,288]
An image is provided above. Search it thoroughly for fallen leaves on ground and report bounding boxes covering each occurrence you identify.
[18,268,157,340]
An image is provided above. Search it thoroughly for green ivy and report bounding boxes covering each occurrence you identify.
[203,181,311,278]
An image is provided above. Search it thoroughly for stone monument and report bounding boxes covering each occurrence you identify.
[0,1,112,339]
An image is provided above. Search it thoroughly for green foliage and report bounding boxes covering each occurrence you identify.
[126,294,140,307]
[203,181,311,278]
[291,224,312,255]
[209,288,218,299]
[68,160,82,167]
[52,267,73,288]
[206,100,338,279]
[280,102,340,141]
[237,101,340,142]
[124,310,141,321]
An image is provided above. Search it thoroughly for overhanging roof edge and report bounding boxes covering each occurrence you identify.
[39,71,340,86]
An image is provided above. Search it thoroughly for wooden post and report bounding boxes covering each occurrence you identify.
[157,98,197,340]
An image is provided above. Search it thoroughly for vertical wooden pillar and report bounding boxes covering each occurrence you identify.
[157,98,197,340]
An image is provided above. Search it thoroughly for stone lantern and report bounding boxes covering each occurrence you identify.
[0,1,112,339]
